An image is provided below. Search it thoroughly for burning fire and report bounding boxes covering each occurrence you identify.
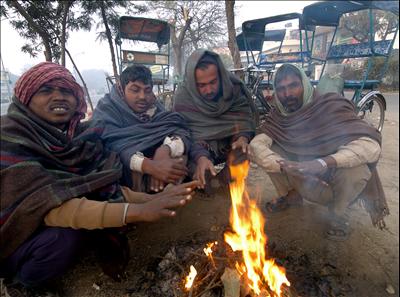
[203,241,218,257]
[184,265,198,290]
[224,161,290,296]
[203,241,218,268]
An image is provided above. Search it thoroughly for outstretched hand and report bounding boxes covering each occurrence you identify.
[277,159,328,177]
[125,180,200,223]
[194,156,216,189]
[231,136,249,154]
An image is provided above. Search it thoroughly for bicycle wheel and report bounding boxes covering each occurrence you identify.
[357,94,385,132]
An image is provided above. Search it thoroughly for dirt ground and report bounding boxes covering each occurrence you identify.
[59,97,399,297]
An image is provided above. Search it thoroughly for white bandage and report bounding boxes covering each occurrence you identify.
[123,203,129,225]
[130,152,145,172]
[316,158,328,168]
[163,136,185,157]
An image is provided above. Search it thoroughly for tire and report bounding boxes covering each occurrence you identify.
[357,95,385,132]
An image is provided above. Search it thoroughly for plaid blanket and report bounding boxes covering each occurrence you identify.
[0,99,124,260]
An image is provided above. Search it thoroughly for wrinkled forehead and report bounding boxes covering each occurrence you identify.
[275,73,303,88]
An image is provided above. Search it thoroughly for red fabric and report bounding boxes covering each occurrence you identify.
[14,62,87,138]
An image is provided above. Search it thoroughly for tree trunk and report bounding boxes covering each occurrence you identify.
[100,2,119,79]
[60,1,72,66]
[10,0,53,61]
[65,48,94,112]
[225,0,243,78]
[170,15,192,76]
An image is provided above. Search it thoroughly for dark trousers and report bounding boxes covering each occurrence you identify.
[0,227,84,287]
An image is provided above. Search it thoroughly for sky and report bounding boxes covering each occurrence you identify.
[0,1,320,76]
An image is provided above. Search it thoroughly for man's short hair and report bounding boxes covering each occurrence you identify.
[120,65,153,90]
[196,54,219,71]
[274,64,303,86]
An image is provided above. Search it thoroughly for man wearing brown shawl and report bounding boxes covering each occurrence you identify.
[174,49,256,192]
[249,64,388,241]
[0,62,198,295]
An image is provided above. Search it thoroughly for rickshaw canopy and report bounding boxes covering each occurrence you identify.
[302,1,399,28]
[236,29,286,51]
[117,16,170,48]
[242,13,303,34]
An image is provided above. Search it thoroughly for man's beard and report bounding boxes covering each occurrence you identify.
[284,96,302,112]
[202,92,218,101]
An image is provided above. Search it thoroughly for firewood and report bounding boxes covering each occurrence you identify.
[221,268,241,297]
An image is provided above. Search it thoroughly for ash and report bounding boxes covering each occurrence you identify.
[127,236,353,297]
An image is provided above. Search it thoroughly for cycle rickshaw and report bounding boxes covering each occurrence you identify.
[115,16,174,109]
[302,0,399,132]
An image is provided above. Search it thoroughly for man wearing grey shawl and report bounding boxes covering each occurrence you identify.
[249,64,388,241]
[91,65,191,193]
[174,50,256,192]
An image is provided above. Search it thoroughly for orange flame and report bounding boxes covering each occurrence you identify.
[224,161,290,296]
[184,265,197,290]
[203,241,217,256]
[203,241,218,268]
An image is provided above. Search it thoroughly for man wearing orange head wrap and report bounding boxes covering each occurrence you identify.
[0,62,198,295]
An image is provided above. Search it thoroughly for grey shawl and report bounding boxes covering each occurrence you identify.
[91,85,191,168]
[173,49,256,153]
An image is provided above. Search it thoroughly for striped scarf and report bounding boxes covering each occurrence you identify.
[0,99,123,260]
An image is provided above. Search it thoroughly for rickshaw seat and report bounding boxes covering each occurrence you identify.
[343,80,380,89]
[311,79,380,89]
[259,51,309,65]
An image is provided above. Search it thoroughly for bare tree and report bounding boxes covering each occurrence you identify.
[148,1,226,77]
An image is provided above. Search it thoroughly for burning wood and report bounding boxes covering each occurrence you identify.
[204,241,218,268]
[185,265,198,291]
[224,161,290,296]
[221,268,240,297]
[180,161,290,296]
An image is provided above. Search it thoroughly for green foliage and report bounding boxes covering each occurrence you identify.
[340,49,399,90]
[2,0,92,61]
[79,1,147,42]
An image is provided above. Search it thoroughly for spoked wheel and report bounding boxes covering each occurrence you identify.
[357,94,385,132]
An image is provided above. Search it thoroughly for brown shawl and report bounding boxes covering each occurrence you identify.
[261,92,389,228]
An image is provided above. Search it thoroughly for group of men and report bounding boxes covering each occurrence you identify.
[0,49,388,295]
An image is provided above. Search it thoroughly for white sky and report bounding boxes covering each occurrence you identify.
[2,1,374,76]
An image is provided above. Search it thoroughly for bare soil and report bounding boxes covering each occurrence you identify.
[60,109,399,297]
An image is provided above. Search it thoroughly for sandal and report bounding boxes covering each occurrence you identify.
[325,219,351,242]
[265,191,303,213]
[265,196,290,213]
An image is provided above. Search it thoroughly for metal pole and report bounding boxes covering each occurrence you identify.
[0,53,12,100]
